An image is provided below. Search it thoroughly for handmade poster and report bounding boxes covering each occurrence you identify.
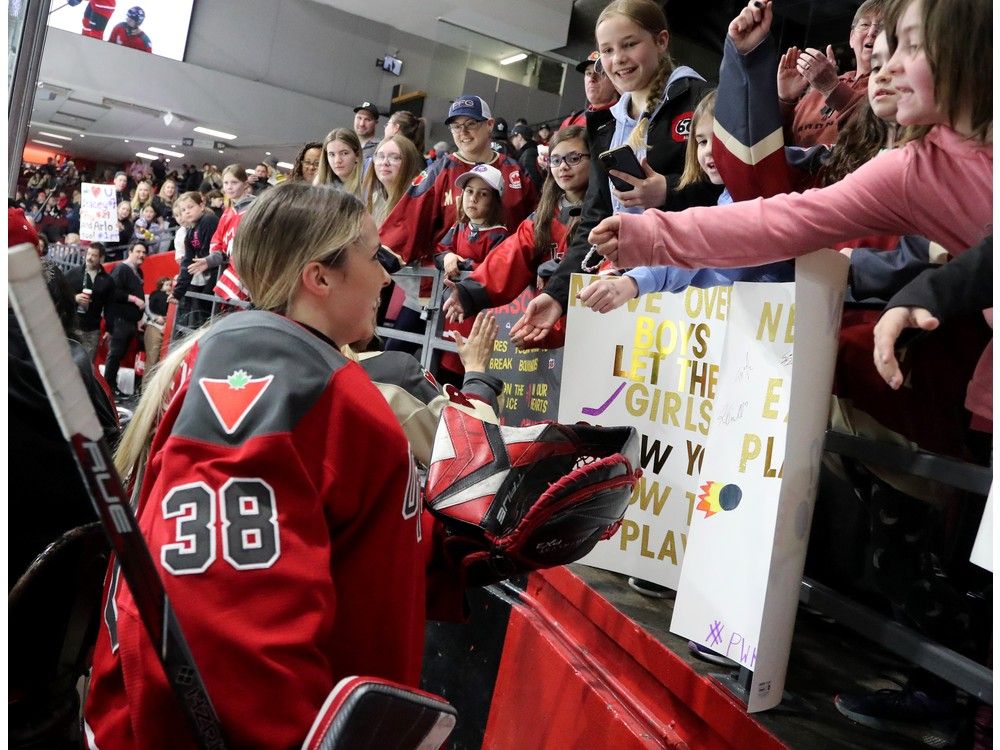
[559,273,730,589]
[970,485,992,572]
[669,251,848,712]
[79,183,119,242]
[490,287,563,426]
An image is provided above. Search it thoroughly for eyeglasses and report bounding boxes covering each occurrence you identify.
[448,120,484,135]
[584,69,605,81]
[302,160,321,168]
[853,20,884,33]
[373,153,403,164]
[548,152,590,168]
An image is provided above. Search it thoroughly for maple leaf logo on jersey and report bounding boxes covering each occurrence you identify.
[199,369,274,434]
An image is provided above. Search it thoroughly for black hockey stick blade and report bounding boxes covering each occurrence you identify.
[302,676,457,750]
[8,244,227,750]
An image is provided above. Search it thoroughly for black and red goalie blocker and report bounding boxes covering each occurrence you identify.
[425,407,641,585]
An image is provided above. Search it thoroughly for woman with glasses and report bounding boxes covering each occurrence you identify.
[290,142,323,184]
[379,94,538,352]
[442,126,593,349]
[361,135,424,227]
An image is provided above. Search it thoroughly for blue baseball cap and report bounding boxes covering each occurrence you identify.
[446,95,492,124]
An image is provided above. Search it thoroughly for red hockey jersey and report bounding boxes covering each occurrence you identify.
[380,152,538,266]
[435,221,509,373]
[454,200,578,315]
[84,311,427,749]
[108,22,152,52]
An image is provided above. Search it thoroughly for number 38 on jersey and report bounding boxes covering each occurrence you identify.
[161,478,280,575]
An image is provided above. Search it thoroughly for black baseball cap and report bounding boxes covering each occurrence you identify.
[353,101,380,118]
[511,124,534,139]
[575,51,601,73]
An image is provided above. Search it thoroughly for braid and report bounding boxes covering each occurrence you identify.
[627,56,674,151]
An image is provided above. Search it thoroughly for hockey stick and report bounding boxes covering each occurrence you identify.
[8,244,227,750]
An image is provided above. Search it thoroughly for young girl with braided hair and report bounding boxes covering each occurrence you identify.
[511,0,719,347]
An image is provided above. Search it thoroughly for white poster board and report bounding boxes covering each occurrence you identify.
[670,251,847,712]
[79,183,119,243]
[970,484,992,572]
[558,273,730,589]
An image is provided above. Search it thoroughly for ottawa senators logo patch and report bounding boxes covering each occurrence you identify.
[508,170,522,190]
[672,112,694,142]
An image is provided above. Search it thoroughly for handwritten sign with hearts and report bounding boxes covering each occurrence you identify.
[80,182,119,242]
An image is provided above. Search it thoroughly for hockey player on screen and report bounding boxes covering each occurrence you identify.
[67,0,116,39]
[108,6,152,53]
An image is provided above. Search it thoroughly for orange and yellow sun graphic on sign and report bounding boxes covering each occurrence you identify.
[696,481,743,519]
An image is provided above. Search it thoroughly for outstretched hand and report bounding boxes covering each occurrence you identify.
[187,257,209,276]
[587,215,623,266]
[872,306,939,389]
[442,282,466,324]
[578,276,639,314]
[455,311,498,372]
[510,293,563,348]
[728,0,773,55]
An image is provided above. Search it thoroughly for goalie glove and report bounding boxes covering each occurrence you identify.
[425,407,641,586]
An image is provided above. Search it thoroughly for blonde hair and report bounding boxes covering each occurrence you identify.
[114,182,368,482]
[597,0,675,151]
[361,135,424,226]
[222,162,249,183]
[677,90,716,189]
[315,128,363,195]
[129,179,154,213]
[221,163,251,208]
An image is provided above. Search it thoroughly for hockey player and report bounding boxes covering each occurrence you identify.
[85,183,458,748]
[108,6,152,53]
[67,0,116,40]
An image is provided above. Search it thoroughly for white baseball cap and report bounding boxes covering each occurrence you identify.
[455,163,504,196]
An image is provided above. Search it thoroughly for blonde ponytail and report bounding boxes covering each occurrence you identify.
[113,326,211,482]
[627,56,674,151]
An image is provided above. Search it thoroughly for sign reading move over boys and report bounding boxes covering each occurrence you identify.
[560,252,848,712]
[80,183,119,243]
[558,272,730,589]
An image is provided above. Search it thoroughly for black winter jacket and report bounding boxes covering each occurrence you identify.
[545,71,721,308]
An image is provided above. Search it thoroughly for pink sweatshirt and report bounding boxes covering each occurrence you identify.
[617,126,992,269]
[618,125,993,425]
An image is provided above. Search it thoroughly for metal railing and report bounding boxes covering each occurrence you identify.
[375,265,460,372]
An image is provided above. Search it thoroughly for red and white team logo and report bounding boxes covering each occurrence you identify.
[508,170,522,190]
[672,112,694,142]
[411,170,428,187]
[199,369,274,434]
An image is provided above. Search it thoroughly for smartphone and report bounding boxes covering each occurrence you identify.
[599,146,644,192]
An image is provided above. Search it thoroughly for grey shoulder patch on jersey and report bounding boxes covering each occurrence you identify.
[173,311,349,445]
